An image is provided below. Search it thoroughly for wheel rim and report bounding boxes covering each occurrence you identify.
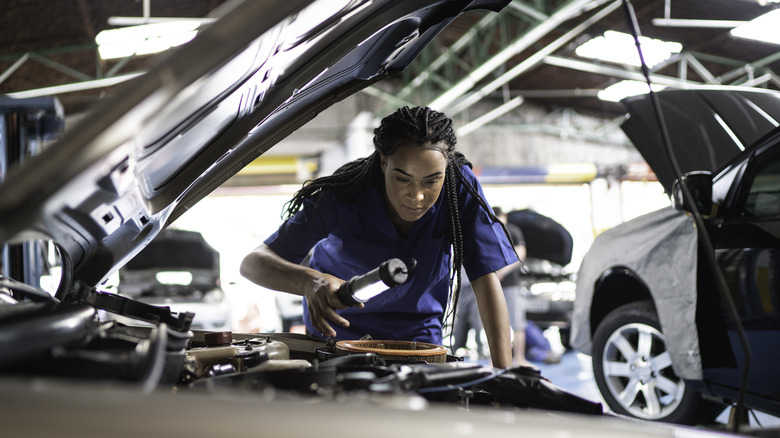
[601,322,684,420]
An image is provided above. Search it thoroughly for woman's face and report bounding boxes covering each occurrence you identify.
[381,143,447,233]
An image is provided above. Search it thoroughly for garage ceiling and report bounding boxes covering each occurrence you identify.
[1,0,779,125]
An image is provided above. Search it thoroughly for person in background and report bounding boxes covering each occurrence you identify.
[525,319,562,364]
[450,268,485,359]
[494,207,562,365]
[492,207,531,366]
[240,106,520,369]
[450,207,531,366]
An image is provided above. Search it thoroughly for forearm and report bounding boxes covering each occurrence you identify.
[240,244,320,297]
[471,272,513,368]
[241,244,355,337]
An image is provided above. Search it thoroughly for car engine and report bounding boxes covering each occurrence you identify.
[0,278,602,417]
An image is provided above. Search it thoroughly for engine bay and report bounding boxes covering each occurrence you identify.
[0,288,602,417]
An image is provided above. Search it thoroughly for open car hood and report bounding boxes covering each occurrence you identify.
[620,87,780,193]
[0,0,509,289]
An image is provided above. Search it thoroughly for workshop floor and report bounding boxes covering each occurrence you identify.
[534,349,603,405]
[454,327,603,405]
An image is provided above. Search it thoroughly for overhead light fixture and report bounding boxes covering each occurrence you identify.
[730,9,780,45]
[597,80,667,102]
[107,16,216,26]
[95,20,201,60]
[575,31,682,69]
[651,18,746,28]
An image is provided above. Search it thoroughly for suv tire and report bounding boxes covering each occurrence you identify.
[592,301,722,425]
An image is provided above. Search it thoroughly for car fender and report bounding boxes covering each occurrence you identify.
[571,207,703,380]
[590,267,653,334]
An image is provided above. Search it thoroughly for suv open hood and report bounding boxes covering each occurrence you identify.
[0,0,509,290]
[620,87,780,193]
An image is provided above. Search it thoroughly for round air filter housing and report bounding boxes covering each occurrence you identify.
[335,340,447,363]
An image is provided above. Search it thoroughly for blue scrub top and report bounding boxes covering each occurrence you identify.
[264,164,518,344]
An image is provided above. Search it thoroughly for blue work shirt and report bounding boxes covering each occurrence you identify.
[264,165,518,344]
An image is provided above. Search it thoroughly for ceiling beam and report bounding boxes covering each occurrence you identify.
[361,86,413,109]
[543,55,701,87]
[717,50,780,84]
[457,95,523,136]
[447,0,621,116]
[6,73,144,99]
[28,53,93,82]
[681,53,718,84]
[0,54,31,86]
[507,0,550,22]
[391,11,507,106]
[428,0,612,112]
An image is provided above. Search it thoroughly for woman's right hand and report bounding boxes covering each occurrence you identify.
[240,244,364,338]
[304,273,363,338]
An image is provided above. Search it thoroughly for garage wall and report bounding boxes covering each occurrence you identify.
[268,95,643,173]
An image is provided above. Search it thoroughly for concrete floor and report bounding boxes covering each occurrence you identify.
[535,349,603,406]
[453,326,604,406]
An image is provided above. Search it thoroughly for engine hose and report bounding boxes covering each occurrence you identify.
[53,242,73,302]
[138,323,168,394]
[0,303,96,368]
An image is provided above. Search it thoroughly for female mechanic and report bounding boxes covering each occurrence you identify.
[240,106,520,368]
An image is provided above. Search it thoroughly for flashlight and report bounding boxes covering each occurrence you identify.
[336,258,416,307]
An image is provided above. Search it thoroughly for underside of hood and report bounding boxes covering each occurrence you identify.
[0,0,510,290]
[620,87,780,193]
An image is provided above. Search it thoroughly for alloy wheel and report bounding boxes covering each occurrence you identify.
[601,322,684,420]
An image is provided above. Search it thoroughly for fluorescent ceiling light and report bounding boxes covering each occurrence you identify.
[575,30,682,68]
[95,21,201,60]
[730,9,780,45]
[597,80,667,102]
[652,18,747,28]
[108,16,216,26]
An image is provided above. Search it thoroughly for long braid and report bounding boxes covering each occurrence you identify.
[282,154,382,220]
[444,158,465,327]
[283,106,518,341]
[442,153,517,333]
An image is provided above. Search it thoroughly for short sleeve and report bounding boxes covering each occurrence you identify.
[456,165,519,280]
[264,192,336,264]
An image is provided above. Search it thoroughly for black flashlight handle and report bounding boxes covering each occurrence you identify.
[336,258,415,306]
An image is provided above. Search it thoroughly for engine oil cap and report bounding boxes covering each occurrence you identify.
[204,331,233,347]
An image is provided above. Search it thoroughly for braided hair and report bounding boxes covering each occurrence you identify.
[282,106,517,332]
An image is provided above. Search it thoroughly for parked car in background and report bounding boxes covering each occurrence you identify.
[105,228,232,331]
[572,87,780,425]
[507,209,575,349]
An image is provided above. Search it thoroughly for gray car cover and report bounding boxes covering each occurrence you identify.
[571,206,702,380]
